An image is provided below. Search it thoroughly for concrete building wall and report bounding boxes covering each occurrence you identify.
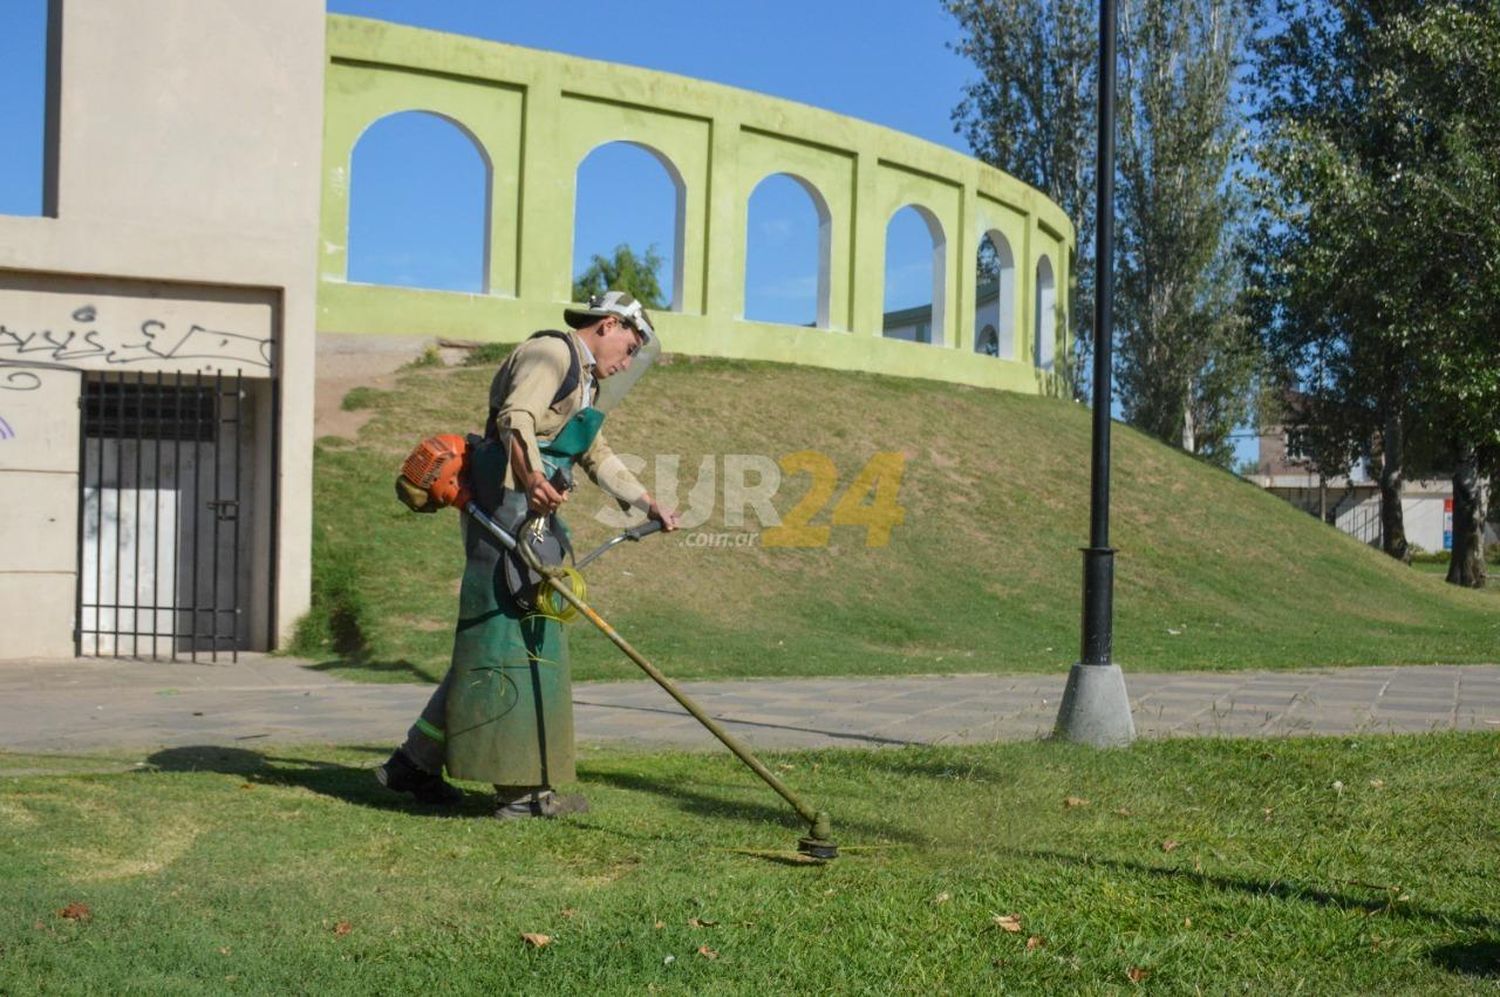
[1405,494,1450,553]
[0,0,324,656]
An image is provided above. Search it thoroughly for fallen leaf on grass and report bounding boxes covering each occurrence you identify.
[933,892,951,905]
[559,908,577,919]
[218,946,231,956]
[1115,807,1133,817]
[776,763,796,772]
[333,921,352,936]
[1161,839,1180,853]
[58,902,91,922]
[1064,796,1090,809]
[520,932,551,948]
[993,913,1023,933]
[687,917,719,928]
[240,783,255,790]
[653,920,666,930]
[1127,966,1151,983]
[697,945,719,960]
[1026,935,1044,951]
[1369,779,1385,789]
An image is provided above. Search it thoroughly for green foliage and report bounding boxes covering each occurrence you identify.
[1115,0,1255,468]
[403,345,443,369]
[3,735,1497,991]
[1246,0,1500,583]
[947,0,1255,454]
[572,243,666,309]
[338,386,389,412]
[945,0,1098,398]
[293,360,1498,684]
[462,341,517,367]
[288,527,371,661]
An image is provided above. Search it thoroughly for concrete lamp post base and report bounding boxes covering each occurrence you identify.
[1052,663,1136,747]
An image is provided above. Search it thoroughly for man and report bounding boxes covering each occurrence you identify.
[378,290,680,818]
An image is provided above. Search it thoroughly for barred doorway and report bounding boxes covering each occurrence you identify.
[76,371,269,659]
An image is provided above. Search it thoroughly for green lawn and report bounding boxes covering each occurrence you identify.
[292,355,1499,683]
[1412,559,1500,595]
[2,734,1497,993]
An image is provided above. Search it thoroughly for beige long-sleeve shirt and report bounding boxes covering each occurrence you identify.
[487,331,649,509]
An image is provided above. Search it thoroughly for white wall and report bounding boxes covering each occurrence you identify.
[0,0,325,657]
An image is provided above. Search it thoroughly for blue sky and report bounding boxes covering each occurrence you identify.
[0,1,1256,459]
[2,0,974,323]
[329,0,975,323]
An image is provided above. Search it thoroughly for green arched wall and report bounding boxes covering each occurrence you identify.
[319,15,1076,395]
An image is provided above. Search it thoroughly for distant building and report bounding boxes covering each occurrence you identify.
[1244,425,1487,554]
[884,275,1006,354]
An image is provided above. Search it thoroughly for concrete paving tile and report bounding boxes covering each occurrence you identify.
[3,658,1499,753]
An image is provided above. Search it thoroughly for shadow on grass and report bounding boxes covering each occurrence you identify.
[1017,847,1500,932]
[301,657,436,683]
[581,766,930,848]
[835,745,1027,786]
[141,745,489,817]
[1426,940,1500,978]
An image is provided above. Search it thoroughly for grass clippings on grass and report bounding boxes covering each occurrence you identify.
[1,733,1497,993]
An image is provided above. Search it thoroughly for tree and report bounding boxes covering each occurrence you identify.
[1371,1,1500,586]
[1245,0,1425,562]
[945,0,1097,397]
[572,243,666,309]
[1248,0,1500,583]
[947,0,1253,456]
[1114,0,1254,467]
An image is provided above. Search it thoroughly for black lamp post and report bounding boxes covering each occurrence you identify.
[1052,0,1135,746]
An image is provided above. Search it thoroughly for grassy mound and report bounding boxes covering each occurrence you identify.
[292,355,1497,683]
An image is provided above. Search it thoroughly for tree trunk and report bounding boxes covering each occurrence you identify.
[1446,440,1488,588]
[1181,382,1197,454]
[1377,409,1409,562]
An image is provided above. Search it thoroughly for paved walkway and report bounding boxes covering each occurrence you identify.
[0,655,1496,756]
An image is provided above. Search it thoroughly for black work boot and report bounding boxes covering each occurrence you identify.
[375,748,463,806]
[492,787,590,820]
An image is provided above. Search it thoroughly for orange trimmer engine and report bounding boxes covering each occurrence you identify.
[395,433,472,513]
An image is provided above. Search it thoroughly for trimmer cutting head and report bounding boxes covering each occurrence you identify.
[797,836,840,860]
[797,811,839,860]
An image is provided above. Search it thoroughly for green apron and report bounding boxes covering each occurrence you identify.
[443,409,604,785]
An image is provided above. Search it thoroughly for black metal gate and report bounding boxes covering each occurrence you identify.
[76,370,251,660]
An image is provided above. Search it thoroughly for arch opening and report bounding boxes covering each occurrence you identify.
[882,205,947,346]
[1035,255,1057,372]
[573,140,683,311]
[347,110,492,293]
[743,172,831,328]
[975,231,1016,359]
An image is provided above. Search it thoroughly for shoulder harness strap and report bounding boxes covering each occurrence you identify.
[485,330,583,440]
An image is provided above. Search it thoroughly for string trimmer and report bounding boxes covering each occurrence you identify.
[397,434,838,860]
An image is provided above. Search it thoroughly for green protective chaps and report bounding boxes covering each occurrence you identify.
[443,410,604,786]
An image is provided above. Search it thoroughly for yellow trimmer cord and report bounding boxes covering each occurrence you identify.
[536,567,586,623]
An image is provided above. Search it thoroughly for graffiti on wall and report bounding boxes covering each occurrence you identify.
[0,305,273,373]
[0,368,43,392]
